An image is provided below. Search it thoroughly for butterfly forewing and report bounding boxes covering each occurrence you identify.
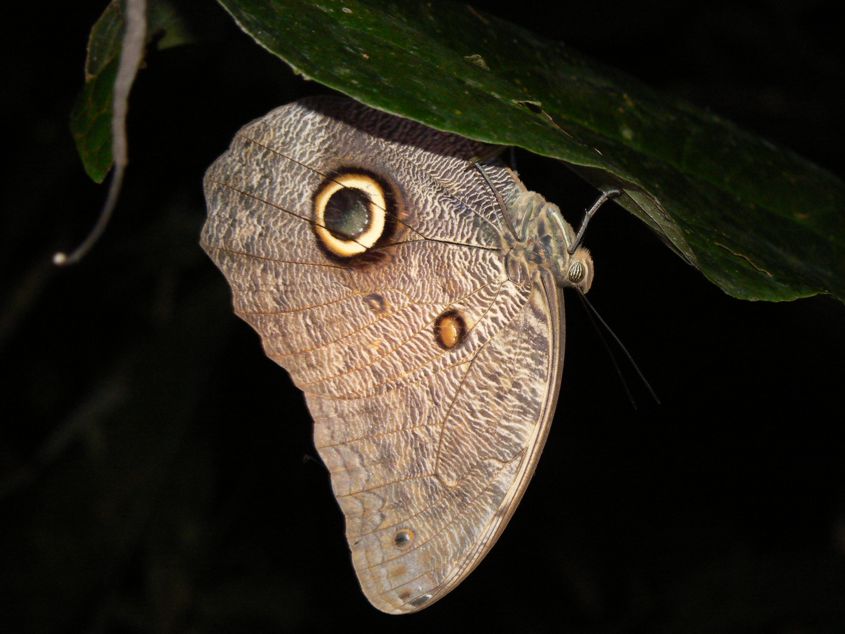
[201,97,565,613]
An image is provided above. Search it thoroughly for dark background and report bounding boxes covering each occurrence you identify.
[2,1,844,632]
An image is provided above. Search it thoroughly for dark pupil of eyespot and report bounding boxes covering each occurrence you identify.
[324,188,370,240]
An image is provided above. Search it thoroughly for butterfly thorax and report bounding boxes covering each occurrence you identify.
[500,190,594,293]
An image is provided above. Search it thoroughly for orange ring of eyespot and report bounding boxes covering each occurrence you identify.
[313,173,387,257]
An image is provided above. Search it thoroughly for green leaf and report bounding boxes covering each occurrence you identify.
[216,0,845,303]
[71,0,194,183]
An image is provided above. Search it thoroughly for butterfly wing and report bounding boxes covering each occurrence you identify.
[201,97,565,613]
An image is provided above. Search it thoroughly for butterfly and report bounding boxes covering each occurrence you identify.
[201,95,607,613]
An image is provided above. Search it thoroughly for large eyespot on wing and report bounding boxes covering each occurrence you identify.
[306,274,565,614]
[311,169,400,265]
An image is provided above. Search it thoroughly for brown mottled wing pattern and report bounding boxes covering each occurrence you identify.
[201,97,565,614]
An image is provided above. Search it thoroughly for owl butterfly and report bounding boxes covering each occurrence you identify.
[201,96,602,614]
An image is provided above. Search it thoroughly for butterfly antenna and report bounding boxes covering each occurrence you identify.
[575,291,638,410]
[569,189,622,254]
[577,291,661,406]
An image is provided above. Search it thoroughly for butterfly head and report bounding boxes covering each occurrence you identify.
[563,246,594,294]
[504,190,594,293]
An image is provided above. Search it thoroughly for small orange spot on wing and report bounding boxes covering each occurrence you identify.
[434,309,467,350]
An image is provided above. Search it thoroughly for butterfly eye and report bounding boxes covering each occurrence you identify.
[568,260,586,284]
[313,171,391,258]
